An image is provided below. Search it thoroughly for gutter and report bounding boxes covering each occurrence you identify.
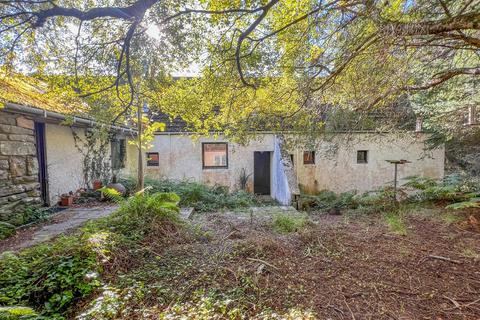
[3,102,137,134]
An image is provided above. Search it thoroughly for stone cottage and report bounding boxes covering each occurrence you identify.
[0,76,134,226]
[124,118,445,206]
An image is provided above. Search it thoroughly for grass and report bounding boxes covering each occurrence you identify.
[384,211,407,235]
[1,199,478,319]
[273,213,308,234]
[461,248,480,260]
[441,212,463,224]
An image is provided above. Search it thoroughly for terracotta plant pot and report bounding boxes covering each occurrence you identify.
[93,180,103,190]
[61,196,73,207]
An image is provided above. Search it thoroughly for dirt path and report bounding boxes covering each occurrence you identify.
[0,205,118,252]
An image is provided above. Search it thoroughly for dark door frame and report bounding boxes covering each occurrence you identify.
[253,151,271,195]
[34,122,49,206]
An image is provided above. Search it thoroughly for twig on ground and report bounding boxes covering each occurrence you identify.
[222,266,238,282]
[221,230,237,242]
[443,295,461,308]
[427,255,462,264]
[343,296,356,320]
[246,257,279,270]
[464,298,480,308]
[327,304,345,316]
[444,297,480,311]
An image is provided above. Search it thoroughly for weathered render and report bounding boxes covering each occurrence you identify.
[288,133,444,194]
[129,133,277,191]
[0,105,134,225]
[127,131,445,205]
[44,124,89,205]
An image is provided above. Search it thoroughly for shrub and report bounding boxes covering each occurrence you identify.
[299,190,358,211]
[354,188,397,214]
[105,192,181,239]
[0,192,182,319]
[0,222,15,240]
[403,176,437,190]
[273,214,307,234]
[445,198,480,210]
[118,177,258,212]
[22,206,50,225]
[0,306,37,319]
[0,236,99,317]
[405,174,480,203]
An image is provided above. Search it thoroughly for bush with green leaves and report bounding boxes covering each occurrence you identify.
[119,177,258,212]
[273,213,308,234]
[0,222,16,240]
[0,192,182,319]
[0,306,37,319]
[299,190,358,211]
[445,198,480,210]
[0,236,99,318]
[299,188,398,215]
[404,174,480,203]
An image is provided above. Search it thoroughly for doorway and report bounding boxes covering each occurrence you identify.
[34,122,49,206]
[254,151,271,195]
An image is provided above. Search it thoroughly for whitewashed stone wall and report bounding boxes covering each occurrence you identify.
[125,132,445,202]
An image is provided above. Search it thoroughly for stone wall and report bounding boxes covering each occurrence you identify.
[0,111,41,225]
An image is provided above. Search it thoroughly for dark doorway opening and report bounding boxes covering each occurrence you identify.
[34,122,49,206]
[254,151,271,195]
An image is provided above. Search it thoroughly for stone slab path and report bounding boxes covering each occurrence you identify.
[0,205,118,252]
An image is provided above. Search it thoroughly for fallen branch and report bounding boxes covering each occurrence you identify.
[443,295,461,308]
[445,297,480,310]
[427,255,462,264]
[246,257,279,270]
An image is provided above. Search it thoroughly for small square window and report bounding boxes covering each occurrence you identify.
[202,143,228,168]
[146,152,159,166]
[357,150,368,164]
[303,151,315,164]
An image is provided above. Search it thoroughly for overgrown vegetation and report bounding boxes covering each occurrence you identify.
[383,210,408,235]
[404,174,480,203]
[299,174,480,215]
[299,187,397,215]
[0,192,183,319]
[119,177,263,212]
[273,213,308,234]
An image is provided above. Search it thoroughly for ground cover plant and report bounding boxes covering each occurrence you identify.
[1,192,480,319]
[119,177,263,212]
[74,207,480,318]
[0,192,184,319]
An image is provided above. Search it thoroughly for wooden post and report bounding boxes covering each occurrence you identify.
[386,159,411,202]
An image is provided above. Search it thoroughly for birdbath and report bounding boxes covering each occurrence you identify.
[385,159,411,201]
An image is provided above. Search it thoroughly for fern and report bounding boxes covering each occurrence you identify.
[446,198,480,210]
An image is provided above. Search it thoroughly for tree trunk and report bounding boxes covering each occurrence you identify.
[136,102,144,192]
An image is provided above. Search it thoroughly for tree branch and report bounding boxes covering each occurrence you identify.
[32,0,160,27]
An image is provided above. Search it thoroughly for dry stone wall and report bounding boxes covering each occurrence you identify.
[0,111,41,225]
